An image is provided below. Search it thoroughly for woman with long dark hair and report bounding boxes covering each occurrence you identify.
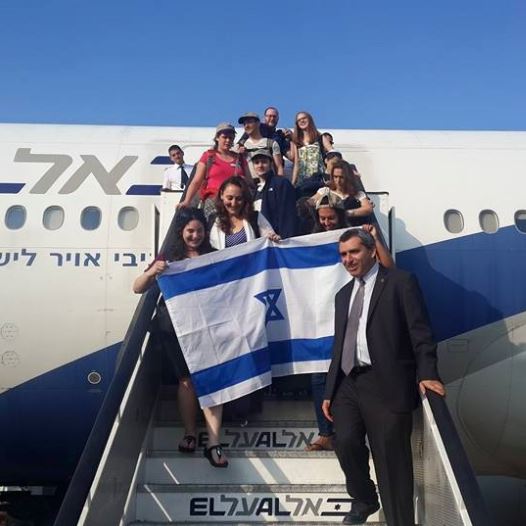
[133,208,229,468]
[209,175,280,249]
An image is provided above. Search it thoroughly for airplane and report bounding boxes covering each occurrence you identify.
[0,123,525,523]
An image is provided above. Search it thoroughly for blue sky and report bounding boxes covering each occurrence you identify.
[1,0,525,130]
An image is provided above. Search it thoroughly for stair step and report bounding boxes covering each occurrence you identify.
[129,522,387,526]
[157,399,316,423]
[135,483,384,523]
[144,450,355,485]
[151,422,320,451]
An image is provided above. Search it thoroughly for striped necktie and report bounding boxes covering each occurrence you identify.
[341,278,365,375]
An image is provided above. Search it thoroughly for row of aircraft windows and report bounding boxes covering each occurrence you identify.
[4,205,526,235]
[444,209,526,234]
[4,205,139,231]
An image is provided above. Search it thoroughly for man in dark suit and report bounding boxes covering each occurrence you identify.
[322,229,445,526]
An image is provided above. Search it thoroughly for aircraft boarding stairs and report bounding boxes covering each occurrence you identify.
[125,386,383,524]
[53,186,491,526]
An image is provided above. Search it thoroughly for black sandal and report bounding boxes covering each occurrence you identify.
[204,445,228,468]
[178,434,196,453]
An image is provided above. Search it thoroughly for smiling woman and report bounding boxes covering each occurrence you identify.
[177,123,250,217]
[209,175,279,249]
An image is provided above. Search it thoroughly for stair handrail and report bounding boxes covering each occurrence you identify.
[53,207,181,526]
[424,390,493,525]
[354,174,491,524]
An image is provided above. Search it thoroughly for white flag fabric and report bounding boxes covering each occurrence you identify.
[157,230,350,408]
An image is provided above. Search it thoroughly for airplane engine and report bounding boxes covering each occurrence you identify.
[454,316,526,478]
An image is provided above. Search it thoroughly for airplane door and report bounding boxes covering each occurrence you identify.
[368,192,392,254]
[156,144,210,252]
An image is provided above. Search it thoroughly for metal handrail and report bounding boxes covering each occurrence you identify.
[359,173,490,524]
[53,209,180,526]
[425,391,493,525]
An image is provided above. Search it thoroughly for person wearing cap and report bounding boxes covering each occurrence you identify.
[250,150,297,239]
[238,107,292,161]
[236,112,284,178]
[310,160,373,226]
[312,188,348,233]
[178,123,250,216]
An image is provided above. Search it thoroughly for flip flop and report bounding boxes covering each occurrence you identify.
[204,444,229,468]
[178,434,196,453]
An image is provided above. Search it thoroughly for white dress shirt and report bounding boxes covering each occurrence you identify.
[162,162,194,190]
[348,262,379,366]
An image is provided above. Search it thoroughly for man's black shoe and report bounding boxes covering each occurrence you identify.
[342,500,380,524]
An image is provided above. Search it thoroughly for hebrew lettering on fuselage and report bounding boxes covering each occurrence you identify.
[0,249,150,268]
[14,148,138,194]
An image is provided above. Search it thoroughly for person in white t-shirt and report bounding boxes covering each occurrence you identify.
[236,112,284,178]
[162,144,194,191]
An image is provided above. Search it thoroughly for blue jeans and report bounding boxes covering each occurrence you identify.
[311,373,334,436]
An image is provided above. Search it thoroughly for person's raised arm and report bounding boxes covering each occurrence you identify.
[362,224,395,269]
[133,260,167,294]
[178,161,206,208]
[346,193,374,218]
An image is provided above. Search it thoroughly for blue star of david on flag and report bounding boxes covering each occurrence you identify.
[254,288,285,325]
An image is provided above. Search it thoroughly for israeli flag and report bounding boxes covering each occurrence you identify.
[157,230,350,408]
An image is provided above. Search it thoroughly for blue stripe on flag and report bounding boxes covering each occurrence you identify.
[189,336,333,397]
[191,347,270,396]
[160,244,340,299]
[270,336,334,364]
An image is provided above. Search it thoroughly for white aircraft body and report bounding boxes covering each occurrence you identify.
[1,123,525,520]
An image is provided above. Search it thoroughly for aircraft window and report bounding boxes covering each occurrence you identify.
[514,210,526,233]
[5,205,26,230]
[81,206,102,230]
[43,206,65,230]
[443,209,464,234]
[118,206,139,231]
[479,209,499,234]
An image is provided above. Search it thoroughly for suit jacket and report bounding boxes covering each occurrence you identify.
[324,265,440,413]
[260,171,298,239]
